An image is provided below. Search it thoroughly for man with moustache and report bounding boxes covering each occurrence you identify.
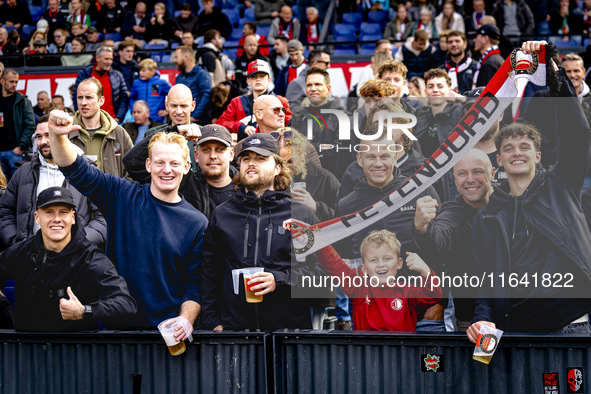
[412,149,495,331]
[0,114,106,248]
[47,109,207,336]
[200,133,325,331]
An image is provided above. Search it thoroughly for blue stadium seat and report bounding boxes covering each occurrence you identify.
[171,42,180,49]
[334,23,356,38]
[162,54,172,62]
[174,10,181,17]
[257,24,271,36]
[342,12,362,32]
[30,6,43,21]
[333,48,357,56]
[361,34,383,43]
[225,9,240,28]
[224,49,237,60]
[244,7,255,20]
[145,43,167,62]
[22,25,36,39]
[303,49,310,58]
[335,36,356,49]
[105,32,123,41]
[360,47,374,55]
[4,26,16,33]
[291,5,298,19]
[239,17,251,26]
[368,10,388,28]
[585,37,590,47]
[229,28,243,40]
[360,22,382,37]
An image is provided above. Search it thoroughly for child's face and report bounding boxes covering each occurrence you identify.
[361,245,403,286]
[140,68,156,80]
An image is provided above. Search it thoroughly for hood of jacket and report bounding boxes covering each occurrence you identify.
[74,109,119,138]
[404,37,430,56]
[481,169,546,217]
[197,44,220,59]
[235,186,291,208]
[352,166,404,195]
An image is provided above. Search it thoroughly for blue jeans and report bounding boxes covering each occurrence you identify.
[416,319,447,332]
[0,150,24,180]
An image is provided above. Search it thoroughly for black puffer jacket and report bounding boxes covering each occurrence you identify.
[201,187,327,330]
[0,154,107,248]
[0,223,137,331]
[293,161,340,222]
[472,68,591,332]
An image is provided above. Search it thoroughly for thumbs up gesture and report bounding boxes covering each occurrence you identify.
[59,286,85,320]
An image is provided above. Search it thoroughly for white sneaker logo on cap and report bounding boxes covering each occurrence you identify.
[249,139,261,145]
[54,190,62,197]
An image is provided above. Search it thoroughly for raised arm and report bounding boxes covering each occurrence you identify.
[47,110,81,167]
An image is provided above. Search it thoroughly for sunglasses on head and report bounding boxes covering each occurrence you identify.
[270,129,293,140]
[264,107,286,115]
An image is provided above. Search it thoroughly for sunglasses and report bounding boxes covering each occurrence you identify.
[264,107,286,115]
[270,129,293,140]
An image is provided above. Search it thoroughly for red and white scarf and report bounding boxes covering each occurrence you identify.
[307,22,319,43]
[290,46,548,259]
[446,56,473,92]
[472,45,500,89]
[279,20,294,40]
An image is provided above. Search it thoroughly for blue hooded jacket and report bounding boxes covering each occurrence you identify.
[175,65,212,122]
[129,71,172,123]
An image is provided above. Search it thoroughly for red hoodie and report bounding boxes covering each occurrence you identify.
[316,246,442,331]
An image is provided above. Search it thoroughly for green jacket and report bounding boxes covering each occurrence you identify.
[13,92,36,152]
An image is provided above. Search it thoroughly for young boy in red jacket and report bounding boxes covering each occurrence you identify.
[315,229,442,331]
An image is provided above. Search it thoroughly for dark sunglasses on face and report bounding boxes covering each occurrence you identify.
[270,129,293,140]
[264,107,286,115]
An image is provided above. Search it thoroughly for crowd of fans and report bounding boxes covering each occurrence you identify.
[1,0,591,340]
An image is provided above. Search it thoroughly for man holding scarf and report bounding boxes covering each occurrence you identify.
[472,24,504,88]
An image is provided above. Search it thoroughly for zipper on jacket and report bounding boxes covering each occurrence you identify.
[266,217,273,258]
[253,199,262,331]
[484,214,512,326]
[243,222,250,259]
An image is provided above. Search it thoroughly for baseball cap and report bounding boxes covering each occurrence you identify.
[36,19,49,33]
[33,39,47,47]
[474,24,500,40]
[196,124,232,147]
[287,40,303,52]
[88,26,98,34]
[238,133,280,157]
[37,187,77,209]
[247,60,271,78]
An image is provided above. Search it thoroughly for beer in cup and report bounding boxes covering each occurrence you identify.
[158,318,186,356]
[232,267,264,303]
[473,324,503,364]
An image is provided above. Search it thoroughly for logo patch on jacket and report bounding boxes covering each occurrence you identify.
[400,206,415,212]
[114,142,121,155]
[391,298,403,310]
[152,84,159,96]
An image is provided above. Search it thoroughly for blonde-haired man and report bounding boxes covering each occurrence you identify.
[46,109,208,336]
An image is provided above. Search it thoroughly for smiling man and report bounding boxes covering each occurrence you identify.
[0,186,136,331]
[201,132,324,331]
[48,109,207,336]
[412,149,494,331]
[468,41,591,339]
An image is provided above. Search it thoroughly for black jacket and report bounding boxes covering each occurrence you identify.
[491,0,535,36]
[335,166,441,261]
[289,100,347,174]
[293,160,340,222]
[411,193,479,321]
[0,154,107,248]
[474,51,504,87]
[472,68,591,332]
[201,187,326,330]
[98,4,126,33]
[0,223,137,331]
[196,7,233,39]
[414,102,465,202]
[122,131,237,219]
[337,146,427,204]
[438,52,478,94]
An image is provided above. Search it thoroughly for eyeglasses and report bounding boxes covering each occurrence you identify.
[315,60,330,67]
[270,129,293,140]
[264,107,286,116]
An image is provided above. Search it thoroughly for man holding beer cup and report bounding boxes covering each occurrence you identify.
[200,133,326,331]
[46,109,207,341]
